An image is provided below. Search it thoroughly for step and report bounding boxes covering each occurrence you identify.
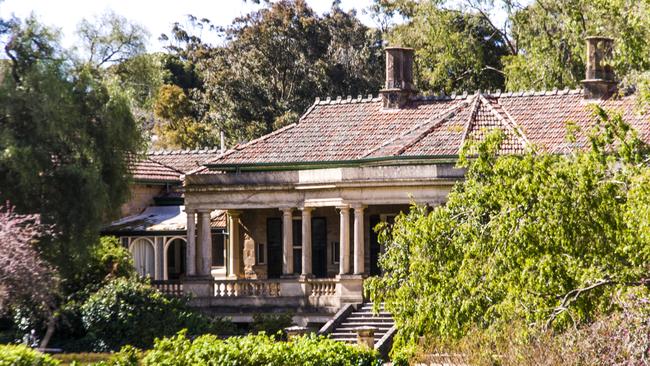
[350,312,393,317]
[344,317,394,323]
[330,332,387,338]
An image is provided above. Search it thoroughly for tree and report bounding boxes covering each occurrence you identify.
[0,204,58,348]
[159,1,383,144]
[370,0,510,93]
[76,10,149,67]
[502,0,650,90]
[0,16,143,286]
[365,107,650,349]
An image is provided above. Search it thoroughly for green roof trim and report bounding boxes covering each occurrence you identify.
[204,154,461,172]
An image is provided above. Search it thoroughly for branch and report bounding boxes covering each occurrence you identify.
[545,277,650,329]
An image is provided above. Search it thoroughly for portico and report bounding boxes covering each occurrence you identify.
[179,162,463,310]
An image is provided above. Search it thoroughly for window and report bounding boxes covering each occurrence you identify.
[256,242,266,264]
[120,237,129,248]
[330,241,340,264]
[212,234,225,267]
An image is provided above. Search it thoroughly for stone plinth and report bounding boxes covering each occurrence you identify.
[285,326,309,341]
[356,326,377,349]
[183,277,213,298]
[336,274,364,303]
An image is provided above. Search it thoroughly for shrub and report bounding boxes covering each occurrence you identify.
[0,344,59,366]
[137,330,382,366]
[250,312,294,337]
[413,289,650,366]
[80,277,213,351]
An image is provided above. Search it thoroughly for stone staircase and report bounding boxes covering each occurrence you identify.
[319,302,396,357]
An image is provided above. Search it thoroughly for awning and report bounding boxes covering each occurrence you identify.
[102,205,225,234]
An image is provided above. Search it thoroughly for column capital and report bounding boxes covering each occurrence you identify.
[279,207,294,214]
[196,208,213,214]
[185,207,197,214]
[351,203,367,211]
[336,205,350,212]
[227,210,242,217]
[299,206,314,212]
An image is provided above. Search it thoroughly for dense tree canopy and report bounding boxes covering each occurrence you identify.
[156,0,383,146]
[365,107,650,347]
[0,17,143,284]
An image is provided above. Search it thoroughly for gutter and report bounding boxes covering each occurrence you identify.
[204,154,460,172]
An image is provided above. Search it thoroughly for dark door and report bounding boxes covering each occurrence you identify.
[312,217,327,278]
[267,218,283,278]
[369,215,381,276]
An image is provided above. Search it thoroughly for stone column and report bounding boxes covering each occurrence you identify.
[353,205,366,275]
[197,210,212,277]
[338,206,350,275]
[281,207,294,275]
[228,211,242,279]
[301,207,313,278]
[186,210,197,276]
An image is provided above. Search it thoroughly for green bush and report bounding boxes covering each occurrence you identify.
[250,312,294,337]
[80,277,214,351]
[0,344,60,366]
[136,330,381,366]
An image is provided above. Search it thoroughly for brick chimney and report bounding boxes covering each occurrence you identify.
[380,47,416,109]
[581,36,617,99]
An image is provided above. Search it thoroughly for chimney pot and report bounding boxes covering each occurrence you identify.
[380,47,416,109]
[582,36,617,99]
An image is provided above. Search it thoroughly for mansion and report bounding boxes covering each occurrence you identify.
[103,37,650,329]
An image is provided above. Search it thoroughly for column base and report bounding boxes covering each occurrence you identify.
[298,273,314,282]
[281,274,299,279]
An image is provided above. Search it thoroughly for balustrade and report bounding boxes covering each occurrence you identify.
[308,278,337,297]
[213,279,282,297]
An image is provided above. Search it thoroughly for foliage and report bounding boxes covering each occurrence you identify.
[372,1,509,93]
[100,330,382,366]
[0,204,57,318]
[413,290,650,365]
[250,312,294,337]
[159,0,383,145]
[0,344,60,366]
[152,84,218,148]
[76,10,149,67]
[79,277,216,351]
[52,352,113,365]
[365,106,650,350]
[504,0,650,91]
[0,16,144,284]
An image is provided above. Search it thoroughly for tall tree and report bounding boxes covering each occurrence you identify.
[365,109,650,348]
[503,0,650,90]
[0,17,143,285]
[160,0,384,145]
[370,0,510,93]
[76,10,149,67]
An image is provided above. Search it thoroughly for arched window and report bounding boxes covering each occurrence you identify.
[130,238,155,278]
[165,237,186,280]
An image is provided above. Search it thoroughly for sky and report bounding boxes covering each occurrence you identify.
[0,0,377,52]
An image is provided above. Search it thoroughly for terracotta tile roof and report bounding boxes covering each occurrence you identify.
[148,149,223,173]
[195,90,650,170]
[130,149,226,183]
[130,158,182,183]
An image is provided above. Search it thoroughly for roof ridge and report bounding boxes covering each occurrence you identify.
[459,93,482,151]
[145,156,184,175]
[148,148,220,156]
[395,100,473,156]
[194,122,300,172]
[315,94,381,105]
[361,98,472,158]
[478,94,530,149]
[485,87,584,98]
